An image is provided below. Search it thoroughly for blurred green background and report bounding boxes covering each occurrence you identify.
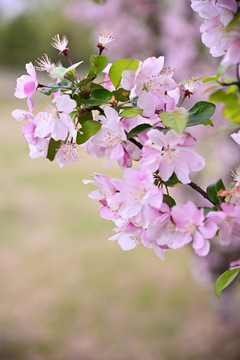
[1,1,240,359]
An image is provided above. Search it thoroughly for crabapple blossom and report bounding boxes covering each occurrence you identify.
[109,223,143,251]
[56,142,78,168]
[34,95,77,141]
[22,120,49,159]
[191,0,240,66]
[171,202,218,256]
[121,56,178,117]
[14,62,38,111]
[85,106,138,168]
[83,173,117,221]
[139,129,205,184]
[12,109,34,122]
[110,168,163,228]
[207,203,240,246]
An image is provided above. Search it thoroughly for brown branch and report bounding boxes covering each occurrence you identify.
[188,181,215,205]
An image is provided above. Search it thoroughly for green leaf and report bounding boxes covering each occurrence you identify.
[113,88,130,102]
[164,173,181,187]
[119,108,143,118]
[160,107,189,133]
[206,179,225,205]
[50,61,83,80]
[77,111,93,125]
[210,87,240,123]
[76,120,102,144]
[47,138,61,161]
[88,55,108,77]
[163,194,176,207]
[81,89,112,106]
[127,124,152,140]
[188,101,216,127]
[215,268,240,296]
[77,76,96,89]
[109,58,139,89]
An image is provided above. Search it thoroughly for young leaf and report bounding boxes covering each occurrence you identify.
[215,268,240,296]
[50,61,83,80]
[88,55,108,77]
[127,124,152,140]
[119,108,143,118]
[188,101,216,127]
[160,107,189,133]
[76,120,101,144]
[47,138,61,161]
[81,89,112,106]
[109,59,139,89]
[206,179,225,205]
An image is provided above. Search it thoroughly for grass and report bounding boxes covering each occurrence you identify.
[0,70,240,360]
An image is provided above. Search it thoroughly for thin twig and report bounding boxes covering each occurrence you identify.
[188,181,215,205]
[128,137,143,149]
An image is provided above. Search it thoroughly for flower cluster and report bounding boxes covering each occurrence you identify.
[191,0,240,66]
[12,30,240,274]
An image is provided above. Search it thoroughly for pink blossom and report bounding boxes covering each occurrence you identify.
[171,202,218,256]
[110,168,163,227]
[141,205,172,259]
[121,56,178,117]
[56,142,78,168]
[90,106,130,168]
[14,62,38,111]
[12,109,34,122]
[207,203,240,246]
[22,120,49,159]
[222,37,240,66]
[34,95,76,141]
[139,129,205,184]
[109,223,143,251]
[83,173,118,221]
[191,0,237,19]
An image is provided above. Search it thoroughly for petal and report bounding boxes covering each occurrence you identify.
[56,95,76,113]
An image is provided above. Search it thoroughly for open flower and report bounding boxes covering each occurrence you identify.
[121,56,178,117]
[34,94,77,141]
[171,202,218,256]
[139,129,205,184]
